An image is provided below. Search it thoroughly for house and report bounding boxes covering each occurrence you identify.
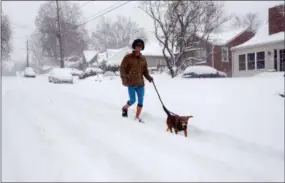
[141,40,168,70]
[105,47,132,66]
[99,42,167,71]
[185,27,255,77]
[82,50,99,68]
[231,4,285,77]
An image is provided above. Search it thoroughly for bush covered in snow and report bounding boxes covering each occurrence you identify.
[103,71,116,80]
[63,68,84,76]
[182,66,226,78]
[85,67,103,74]
[78,67,104,80]
[103,71,116,77]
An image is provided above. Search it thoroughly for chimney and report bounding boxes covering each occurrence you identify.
[268,4,285,35]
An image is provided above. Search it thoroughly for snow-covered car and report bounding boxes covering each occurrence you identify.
[48,68,73,84]
[24,67,36,78]
[181,66,226,78]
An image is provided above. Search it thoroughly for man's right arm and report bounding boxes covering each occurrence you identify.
[120,55,129,86]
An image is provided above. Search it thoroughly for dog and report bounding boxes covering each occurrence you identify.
[163,105,193,137]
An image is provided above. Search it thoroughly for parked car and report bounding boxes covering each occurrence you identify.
[24,67,36,78]
[181,66,226,78]
[48,68,73,84]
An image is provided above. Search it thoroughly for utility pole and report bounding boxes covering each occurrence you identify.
[26,40,29,67]
[56,0,64,68]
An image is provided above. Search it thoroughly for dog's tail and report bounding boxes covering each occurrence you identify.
[162,105,171,117]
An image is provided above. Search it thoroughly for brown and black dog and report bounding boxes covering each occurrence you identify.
[163,106,193,137]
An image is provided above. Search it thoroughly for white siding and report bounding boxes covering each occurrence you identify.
[145,56,166,68]
[231,42,285,77]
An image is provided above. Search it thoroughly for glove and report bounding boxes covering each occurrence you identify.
[148,76,153,83]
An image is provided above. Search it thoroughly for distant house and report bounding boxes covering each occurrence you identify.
[97,41,167,71]
[105,47,132,67]
[231,4,285,77]
[64,56,82,69]
[184,27,255,77]
[82,50,99,68]
[141,40,168,70]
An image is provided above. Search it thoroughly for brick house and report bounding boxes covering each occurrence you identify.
[184,27,255,77]
[231,4,285,77]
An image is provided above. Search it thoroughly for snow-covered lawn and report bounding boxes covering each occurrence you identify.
[2,73,284,182]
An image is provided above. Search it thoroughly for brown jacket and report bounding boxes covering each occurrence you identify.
[120,52,152,86]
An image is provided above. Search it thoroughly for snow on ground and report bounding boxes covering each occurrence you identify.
[2,72,284,182]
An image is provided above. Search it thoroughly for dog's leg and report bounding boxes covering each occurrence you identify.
[169,127,173,133]
[166,127,169,132]
[184,129,187,137]
[174,129,178,135]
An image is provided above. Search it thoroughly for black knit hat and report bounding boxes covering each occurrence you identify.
[132,39,145,50]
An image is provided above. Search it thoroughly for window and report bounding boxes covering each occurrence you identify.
[257,52,265,69]
[247,53,255,70]
[192,48,207,59]
[280,49,285,71]
[274,49,278,71]
[222,47,229,62]
[239,54,246,71]
[200,49,207,58]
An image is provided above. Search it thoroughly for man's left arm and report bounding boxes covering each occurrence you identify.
[143,58,153,83]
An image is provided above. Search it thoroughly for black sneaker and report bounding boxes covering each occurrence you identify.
[122,107,128,117]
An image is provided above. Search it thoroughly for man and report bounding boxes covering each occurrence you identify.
[120,39,153,122]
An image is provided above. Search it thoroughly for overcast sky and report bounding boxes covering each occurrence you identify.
[2,0,283,62]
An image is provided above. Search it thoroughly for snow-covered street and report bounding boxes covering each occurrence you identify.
[2,74,284,182]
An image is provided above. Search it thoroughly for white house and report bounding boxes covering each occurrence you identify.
[105,47,132,66]
[83,50,99,67]
[141,40,168,70]
[231,4,285,77]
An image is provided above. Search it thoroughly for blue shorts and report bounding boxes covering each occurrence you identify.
[127,86,145,107]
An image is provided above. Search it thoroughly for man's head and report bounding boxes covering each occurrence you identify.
[132,39,145,52]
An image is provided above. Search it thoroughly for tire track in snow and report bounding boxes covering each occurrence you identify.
[45,90,270,182]
[3,78,284,181]
[52,87,284,182]
[14,88,158,181]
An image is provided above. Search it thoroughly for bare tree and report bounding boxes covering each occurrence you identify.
[232,12,261,31]
[91,16,147,51]
[35,1,88,65]
[141,1,230,77]
[1,14,12,61]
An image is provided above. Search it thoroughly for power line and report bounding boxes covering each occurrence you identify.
[75,1,131,29]
[79,1,92,8]
[84,1,123,21]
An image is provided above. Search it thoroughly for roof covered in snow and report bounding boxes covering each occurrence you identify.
[141,40,170,57]
[206,27,251,46]
[83,50,98,63]
[97,53,107,64]
[231,23,285,50]
[106,47,132,66]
